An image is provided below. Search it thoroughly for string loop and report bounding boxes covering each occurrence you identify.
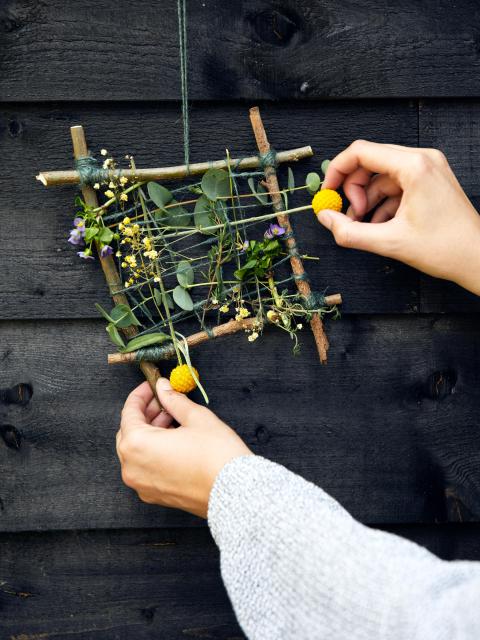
[75,156,108,186]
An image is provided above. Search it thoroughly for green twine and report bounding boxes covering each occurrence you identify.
[260,148,278,169]
[294,272,310,282]
[135,344,176,362]
[75,156,108,186]
[300,291,326,310]
[177,0,190,167]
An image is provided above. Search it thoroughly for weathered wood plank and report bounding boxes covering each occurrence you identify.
[1,315,480,531]
[0,527,242,640]
[2,1,480,101]
[0,100,421,318]
[418,100,480,312]
[0,523,479,639]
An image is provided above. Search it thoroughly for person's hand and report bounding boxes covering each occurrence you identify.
[116,378,252,518]
[317,140,480,295]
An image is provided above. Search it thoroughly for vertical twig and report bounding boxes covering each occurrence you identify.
[249,107,330,363]
[70,126,162,401]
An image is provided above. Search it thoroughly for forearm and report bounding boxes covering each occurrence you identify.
[208,456,480,640]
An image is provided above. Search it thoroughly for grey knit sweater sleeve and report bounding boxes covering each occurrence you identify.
[208,455,480,640]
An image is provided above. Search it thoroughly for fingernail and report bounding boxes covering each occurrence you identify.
[317,210,333,230]
[156,377,172,392]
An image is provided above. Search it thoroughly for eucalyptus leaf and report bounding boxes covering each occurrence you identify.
[110,303,141,328]
[165,200,191,227]
[121,332,171,353]
[194,195,212,229]
[287,167,295,191]
[321,159,331,176]
[154,289,174,310]
[173,285,194,311]
[147,182,173,208]
[306,172,321,195]
[248,177,269,205]
[176,260,194,287]
[201,169,230,200]
[106,322,126,349]
[282,191,289,210]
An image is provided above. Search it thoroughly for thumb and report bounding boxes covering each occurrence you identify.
[317,209,395,255]
[156,377,201,426]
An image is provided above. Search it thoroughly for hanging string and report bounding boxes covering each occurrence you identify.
[177,0,190,168]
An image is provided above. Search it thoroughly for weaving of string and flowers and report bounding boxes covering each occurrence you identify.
[37,108,343,402]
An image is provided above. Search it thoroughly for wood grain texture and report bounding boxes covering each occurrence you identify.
[2,0,480,101]
[0,527,242,640]
[0,98,459,319]
[1,523,479,639]
[1,315,480,532]
[418,99,480,312]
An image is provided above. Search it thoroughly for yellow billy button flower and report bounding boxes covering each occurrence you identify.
[170,364,199,394]
[312,189,342,214]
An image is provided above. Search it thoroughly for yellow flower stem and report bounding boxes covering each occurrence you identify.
[267,274,283,309]
[137,185,182,364]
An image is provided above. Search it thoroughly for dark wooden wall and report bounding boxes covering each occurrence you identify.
[2,1,480,637]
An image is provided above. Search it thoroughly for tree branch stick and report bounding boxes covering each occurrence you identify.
[108,318,257,365]
[36,146,313,187]
[248,106,330,364]
[108,292,342,365]
[70,126,162,401]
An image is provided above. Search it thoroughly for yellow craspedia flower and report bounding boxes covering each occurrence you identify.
[312,189,342,214]
[170,364,199,394]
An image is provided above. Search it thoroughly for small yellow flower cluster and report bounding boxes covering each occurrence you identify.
[220,304,229,313]
[248,331,259,342]
[235,306,250,322]
[95,149,129,200]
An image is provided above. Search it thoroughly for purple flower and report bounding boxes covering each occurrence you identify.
[77,251,94,260]
[73,217,86,236]
[100,245,113,258]
[239,240,250,253]
[68,228,84,245]
[264,223,285,239]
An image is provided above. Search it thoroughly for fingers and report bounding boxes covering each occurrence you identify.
[346,174,402,221]
[371,196,401,224]
[120,381,154,434]
[156,377,203,427]
[317,209,398,255]
[322,140,411,191]
[342,167,372,218]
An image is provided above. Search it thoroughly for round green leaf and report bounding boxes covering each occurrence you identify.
[201,169,230,200]
[194,195,212,228]
[173,285,194,311]
[321,159,331,176]
[154,289,174,310]
[176,260,194,287]
[306,172,321,195]
[166,200,191,227]
[147,182,173,208]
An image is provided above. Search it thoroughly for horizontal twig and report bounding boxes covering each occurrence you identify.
[108,293,342,365]
[36,146,314,187]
